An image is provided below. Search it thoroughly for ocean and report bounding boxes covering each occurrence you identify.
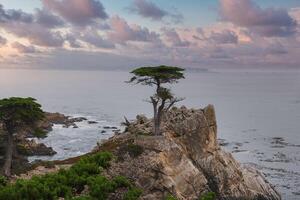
[0,68,299,199]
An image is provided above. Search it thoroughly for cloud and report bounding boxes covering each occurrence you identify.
[129,0,183,23]
[0,4,33,23]
[220,0,297,37]
[208,30,238,44]
[0,35,7,46]
[0,4,64,29]
[42,0,108,26]
[131,0,167,20]
[65,34,82,48]
[81,29,115,49]
[11,42,38,53]
[162,28,190,47]
[35,8,65,28]
[108,15,160,44]
[0,4,65,47]
[4,23,64,47]
[264,42,288,55]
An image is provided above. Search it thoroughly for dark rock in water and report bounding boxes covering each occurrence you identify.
[73,125,79,129]
[98,105,281,200]
[44,112,87,128]
[261,152,292,163]
[232,149,248,153]
[242,128,258,133]
[218,139,229,146]
[68,117,88,123]
[88,121,98,124]
[101,130,106,133]
[103,126,118,129]
[270,137,300,148]
[17,140,56,156]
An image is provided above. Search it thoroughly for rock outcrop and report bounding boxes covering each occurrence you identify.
[97,105,281,200]
[0,112,88,175]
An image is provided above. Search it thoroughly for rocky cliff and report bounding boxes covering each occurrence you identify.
[95,105,281,200]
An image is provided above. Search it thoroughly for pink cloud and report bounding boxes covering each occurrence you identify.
[11,42,38,53]
[220,0,297,37]
[42,0,108,26]
[0,35,7,46]
[108,15,160,44]
[162,28,190,47]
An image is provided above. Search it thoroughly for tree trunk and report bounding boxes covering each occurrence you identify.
[155,100,165,135]
[153,101,159,135]
[154,113,160,135]
[3,132,13,177]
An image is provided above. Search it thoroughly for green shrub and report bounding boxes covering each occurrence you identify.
[200,192,216,200]
[0,151,117,200]
[0,176,7,187]
[32,128,47,138]
[0,185,20,200]
[113,176,131,188]
[70,162,101,176]
[165,194,178,200]
[0,151,140,200]
[88,176,116,200]
[127,144,144,158]
[82,151,113,169]
[71,195,93,200]
[123,187,142,200]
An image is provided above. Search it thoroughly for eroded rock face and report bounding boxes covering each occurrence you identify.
[102,105,281,200]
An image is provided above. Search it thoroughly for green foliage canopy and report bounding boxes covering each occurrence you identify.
[0,151,142,200]
[0,97,44,131]
[129,65,185,86]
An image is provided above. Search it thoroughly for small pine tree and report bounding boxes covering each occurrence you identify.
[0,97,44,177]
[128,65,185,135]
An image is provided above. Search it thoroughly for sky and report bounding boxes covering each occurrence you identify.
[0,0,299,70]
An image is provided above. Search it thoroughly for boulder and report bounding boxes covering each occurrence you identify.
[17,139,56,156]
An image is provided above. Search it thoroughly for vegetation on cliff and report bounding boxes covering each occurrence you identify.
[128,65,185,135]
[0,151,141,200]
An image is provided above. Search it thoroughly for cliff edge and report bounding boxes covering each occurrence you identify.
[95,105,281,200]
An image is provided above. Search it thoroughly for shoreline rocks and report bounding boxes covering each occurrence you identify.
[0,111,88,175]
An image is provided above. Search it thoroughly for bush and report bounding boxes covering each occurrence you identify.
[113,176,131,188]
[88,176,116,200]
[165,194,178,200]
[123,187,142,200]
[0,151,119,200]
[0,176,7,187]
[72,196,93,200]
[32,128,47,138]
[70,162,101,176]
[200,192,216,200]
[0,151,143,200]
[127,144,144,158]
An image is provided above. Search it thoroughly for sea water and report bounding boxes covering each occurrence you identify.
[0,68,299,199]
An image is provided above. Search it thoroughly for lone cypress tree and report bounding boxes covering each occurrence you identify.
[0,97,44,177]
[128,65,185,135]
